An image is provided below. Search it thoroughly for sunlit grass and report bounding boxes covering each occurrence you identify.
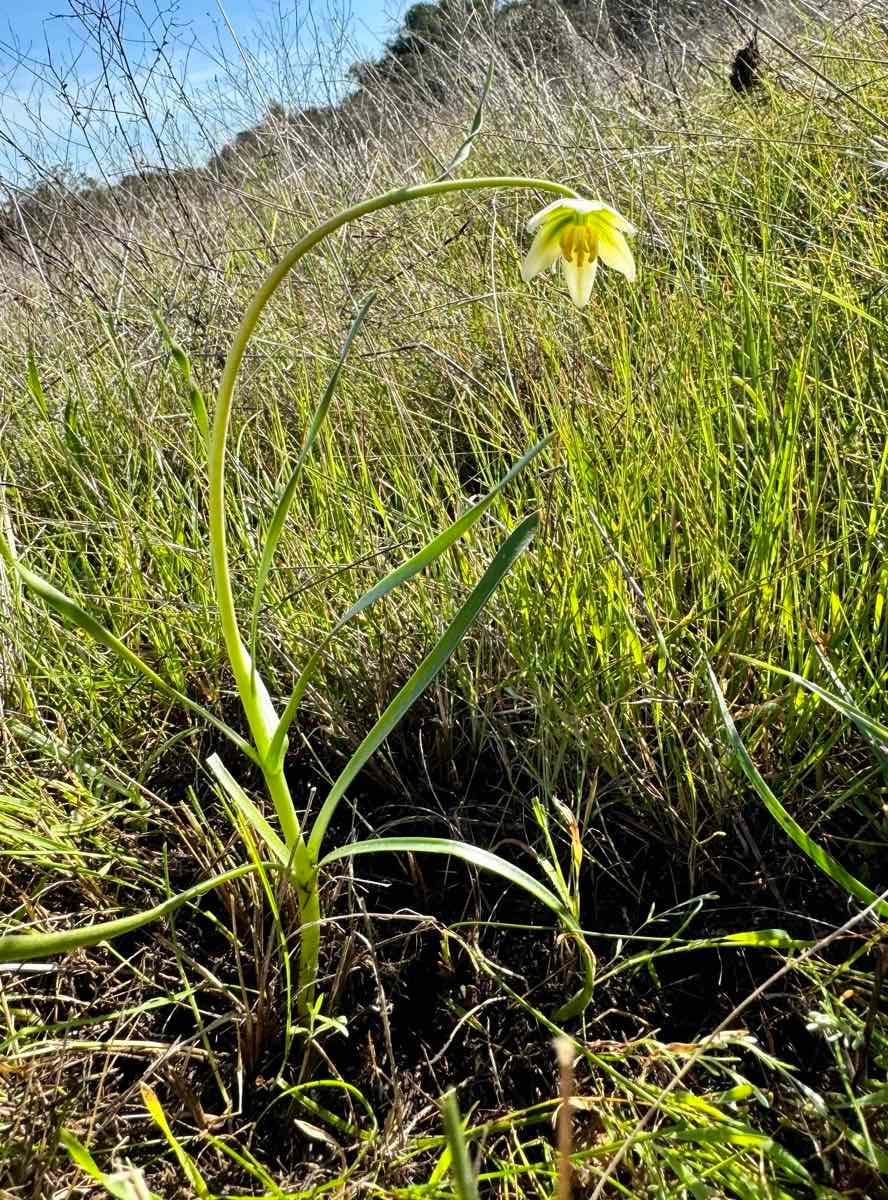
[0,4,886,1196]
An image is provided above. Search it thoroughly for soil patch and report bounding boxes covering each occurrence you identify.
[3,729,884,1196]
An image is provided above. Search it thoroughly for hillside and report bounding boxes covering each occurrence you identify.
[1,0,769,271]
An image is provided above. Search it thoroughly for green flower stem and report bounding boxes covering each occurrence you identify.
[296,878,321,1015]
[208,174,578,759]
[207,174,578,1018]
[264,763,304,853]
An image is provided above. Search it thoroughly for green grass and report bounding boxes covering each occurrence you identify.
[1,5,887,1197]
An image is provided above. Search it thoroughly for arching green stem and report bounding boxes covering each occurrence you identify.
[206,174,579,1017]
[207,174,578,751]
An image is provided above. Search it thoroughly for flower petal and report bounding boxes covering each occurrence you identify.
[521,226,562,281]
[596,204,636,236]
[526,197,588,231]
[526,198,569,231]
[596,227,636,281]
[562,254,598,307]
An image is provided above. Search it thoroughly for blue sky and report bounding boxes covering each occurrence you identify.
[0,0,405,181]
[0,0,400,64]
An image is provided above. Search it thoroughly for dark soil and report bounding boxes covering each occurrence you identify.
[219,725,884,1192]
[3,719,886,1198]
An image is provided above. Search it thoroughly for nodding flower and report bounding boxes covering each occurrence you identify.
[521,198,636,308]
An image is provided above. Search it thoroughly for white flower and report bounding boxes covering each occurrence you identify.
[521,198,636,308]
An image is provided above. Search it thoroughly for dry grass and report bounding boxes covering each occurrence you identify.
[1,1,887,1195]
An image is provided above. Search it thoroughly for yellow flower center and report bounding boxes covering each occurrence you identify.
[560,221,599,268]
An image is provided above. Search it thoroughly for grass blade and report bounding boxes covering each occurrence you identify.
[154,312,209,443]
[441,1089,479,1200]
[735,653,888,750]
[142,1084,210,1198]
[436,60,494,179]
[809,641,888,771]
[59,1129,160,1200]
[307,514,539,856]
[267,436,553,766]
[25,348,49,419]
[249,292,375,674]
[706,662,888,919]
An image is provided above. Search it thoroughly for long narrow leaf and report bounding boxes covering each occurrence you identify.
[0,862,265,962]
[441,1090,479,1200]
[249,293,375,672]
[59,1130,160,1200]
[142,1085,210,1198]
[155,313,209,443]
[268,436,553,766]
[10,559,256,761]
[307,515,539,856]
[321,835,569,915]
[735,653,888,749]
[207,753,290,866]
[706,662,888,918]
[809,641,888,771]
[321,834,595,1019]
[26,348,49,418]
[436,60,494,180]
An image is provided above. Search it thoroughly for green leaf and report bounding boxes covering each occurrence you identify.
[662,1123,812,1183]
[441,1090,480,1200]
[142,1085,210,1198]
[249,293,375,676]
[720,929,803,948]
[810,641,888,772]
[26,348,48,419]
[11,559,256,762]
[845,1130,888,1173]
[154,313,209,442]
[268,437,553,767]
[320,834,595,1019]
[773,272,883,328]
[59,1130,160,1200]
[58,1130,107,1184]
[706,662,888,919]
[307,515,539,855]
[735,653,888,756]
[321,835,569,915]
[207,753,290,866]
[0,862,264,962]
[436,60,494,179]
